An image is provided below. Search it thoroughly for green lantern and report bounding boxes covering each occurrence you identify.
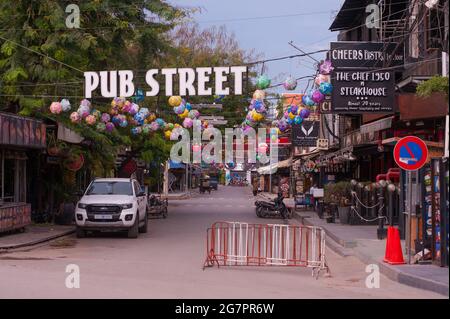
[256,75,271,89]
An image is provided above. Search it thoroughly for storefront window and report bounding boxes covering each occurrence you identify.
[0,150,27,203]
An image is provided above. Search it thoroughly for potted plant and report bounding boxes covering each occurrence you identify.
[335,181,352,224]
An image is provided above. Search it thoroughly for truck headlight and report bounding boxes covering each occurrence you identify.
[78,203,88,209]
[121,203,133,209]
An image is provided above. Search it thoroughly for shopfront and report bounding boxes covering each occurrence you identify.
[0,112,46,233]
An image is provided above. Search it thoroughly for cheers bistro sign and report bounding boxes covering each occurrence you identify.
[84,66,248,98]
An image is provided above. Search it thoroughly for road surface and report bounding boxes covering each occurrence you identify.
[0,186,444,298]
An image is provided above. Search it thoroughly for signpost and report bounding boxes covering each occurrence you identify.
[393,136,429,264]
[291,120,320,147]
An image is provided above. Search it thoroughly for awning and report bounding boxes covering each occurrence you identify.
[257,158,292,175]
[329,0,369,31]
[169,160,185,169]
[360,116,394,134]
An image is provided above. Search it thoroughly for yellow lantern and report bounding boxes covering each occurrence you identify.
[288,112,296,120]
[165,130,172,140]
[178,109,189,119]
[168,96,182,107]
[253,90,265,100]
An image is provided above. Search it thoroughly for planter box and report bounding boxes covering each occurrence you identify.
[0,203,31,233]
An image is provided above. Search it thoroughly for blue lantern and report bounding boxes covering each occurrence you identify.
[319,82,333,95]
[294,116,303,125]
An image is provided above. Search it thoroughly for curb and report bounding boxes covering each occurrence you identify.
[293,211,449,297]
[0,228,75,251]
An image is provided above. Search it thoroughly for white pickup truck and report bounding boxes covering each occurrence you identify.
[75,178,148,238]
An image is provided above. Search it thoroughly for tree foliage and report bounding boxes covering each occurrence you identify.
[416,75,449,101]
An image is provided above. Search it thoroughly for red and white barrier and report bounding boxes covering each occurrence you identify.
[204,221,328,277]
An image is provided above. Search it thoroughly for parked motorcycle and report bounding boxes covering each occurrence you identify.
[254,192,291,219]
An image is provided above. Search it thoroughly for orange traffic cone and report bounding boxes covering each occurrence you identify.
[383,226,406,265]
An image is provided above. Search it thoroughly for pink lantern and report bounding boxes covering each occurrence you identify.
[49,102,62,114]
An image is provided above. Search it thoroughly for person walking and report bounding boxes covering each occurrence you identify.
[252,179,259,196]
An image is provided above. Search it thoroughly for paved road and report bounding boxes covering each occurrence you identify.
[0,186,444,298]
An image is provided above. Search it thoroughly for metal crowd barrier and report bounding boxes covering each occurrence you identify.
[203,221,329,278]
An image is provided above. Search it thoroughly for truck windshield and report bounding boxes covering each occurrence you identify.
[85,182,133,196]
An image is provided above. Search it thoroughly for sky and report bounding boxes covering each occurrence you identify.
[169,0,344,95]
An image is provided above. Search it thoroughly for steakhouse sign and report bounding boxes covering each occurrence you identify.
[330,42,401,114]
[84,66,247,98]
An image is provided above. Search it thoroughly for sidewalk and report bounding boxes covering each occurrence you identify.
[294,210,449,296]
[0,224,75,250]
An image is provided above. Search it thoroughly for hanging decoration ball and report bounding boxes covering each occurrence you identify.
[300,108,311,119]
[168,95,182,107]
[319,60,334,75]
[319,82,333,95]
[156,118,165,127]
[96,122,106,132]
[150,121,160,131]
[254,100,265,112]
[288,112,296,120]
[290,104,298,114]
[302,95,315,107]
[129,103,139,115]
[105,122,115,133]
[311,90,325,104]
[188,110,200,119]
[80,99,91,108]
[142,124,151,134]
[315,74,330,86]
[91,109,102,119]
[166,123,174,131]
[134,112,146,125]
[286,117,293,125]
[278,119,288,132]
[101,113,110,123]
[111,115,121,126]
[131,127,142,135]
[283,76,297,90]
[70,112,80,123]
[109,106,119,116]
[119,119,128,128]
[78,105,91,118]
[185,103,192,111]
[253,89,266,101]
[252,110,264,122]
[178,109,189,119]
[85,115,96,125]
[111,97,124,108]
[122,100,131,113]
[202,120,209,129]
[164,130,172,140]
[61,99,71,112]
[294,115,303,125]
[174,123,182,129]
[256,75,271,89]
[49,102,62,114]
[148,112,156,122]
[183,117,193,128]
[139,107,149,118]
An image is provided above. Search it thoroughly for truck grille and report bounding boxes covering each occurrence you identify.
[86,205,122,222]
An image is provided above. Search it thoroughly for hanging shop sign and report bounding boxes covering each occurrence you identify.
[330,42,404,69]
[393,136,428,171]
[316,138,329,150]
[331,70,395,113]
[84,66,248,98]
[292,120,320,147]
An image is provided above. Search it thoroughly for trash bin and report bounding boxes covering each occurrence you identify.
[317,200,324,219]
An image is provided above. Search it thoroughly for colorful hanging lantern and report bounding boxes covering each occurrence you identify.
[185,103,192,111]
[149,121,159,131]
[91,109,101,119]
[105,122,115,133]
[80,99,91,108]
[78,105,90,118]
[168,95,182,107]
[85,115,96,125]
[319,60,334,75]
[164,130,172,140]
[131,127,142,135]
[183,117,193,128]
[256,75,271,89]
[61,99,71,112]
[300,108,311,119]
[96,122,106,132]
[101,113,110,123]
[311,90,325,104]
[315,74,330,86]
[294,115,303,125]
[70,112,80,123]
[49,102,62,114]
[129,103,140,115]
[188,110,200,119]
[253,90,266,100]
[178,109,189,119]
[283,76,297,90]
[319,82,333,95]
